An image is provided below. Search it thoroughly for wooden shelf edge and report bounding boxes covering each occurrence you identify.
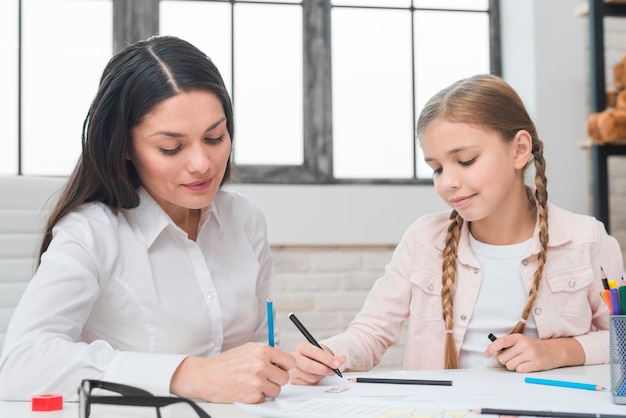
[579,138,626,149]
[575,0,626,17]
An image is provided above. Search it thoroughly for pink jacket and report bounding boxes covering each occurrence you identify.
[323,201,623,371]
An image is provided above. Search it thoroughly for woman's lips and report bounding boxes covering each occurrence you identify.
[183,178,212,191]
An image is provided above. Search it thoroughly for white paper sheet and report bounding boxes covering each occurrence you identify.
[236,398,475,418]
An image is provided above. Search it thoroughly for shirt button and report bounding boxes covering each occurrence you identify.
[569,280,576,288]
[522,260,528,266]
[460,314,467,320]
[534,307,542,315]
[427,284,434,291]
[473,268,479,274]
[207,291,216,299]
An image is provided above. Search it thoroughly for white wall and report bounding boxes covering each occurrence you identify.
[229,0,591,246]
[501,0,590,214]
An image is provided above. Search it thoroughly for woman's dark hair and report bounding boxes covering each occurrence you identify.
[38,35,234,262]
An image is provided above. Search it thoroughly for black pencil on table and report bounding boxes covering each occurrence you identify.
[288,312,343,378]
[348,377,452,386]
[475,408,626,418]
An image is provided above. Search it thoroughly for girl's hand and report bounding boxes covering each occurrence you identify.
[289,342,347,385]
[170,342,295,403]
[484,333,584,372]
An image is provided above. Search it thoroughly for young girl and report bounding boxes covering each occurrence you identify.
[0,35,294,403]
[289,74,624,384]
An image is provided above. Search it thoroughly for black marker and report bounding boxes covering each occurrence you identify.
[288,312,343,378]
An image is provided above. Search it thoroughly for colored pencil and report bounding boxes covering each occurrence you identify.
[601,267,610,290]
[524,377,604,391]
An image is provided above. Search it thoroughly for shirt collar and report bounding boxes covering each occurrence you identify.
[126,187,224,248]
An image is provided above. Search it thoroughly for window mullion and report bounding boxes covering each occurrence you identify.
[489,0,501,76]
[303,0,333,182]
[113,0,159,53]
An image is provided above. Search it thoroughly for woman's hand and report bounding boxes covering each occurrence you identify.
[170,342,295,403]
[289,342,347,385]
[484,333,584,372]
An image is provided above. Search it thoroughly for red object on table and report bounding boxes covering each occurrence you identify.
[31,394,63,411]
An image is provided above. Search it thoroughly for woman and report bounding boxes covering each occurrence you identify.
[0,35,294,404]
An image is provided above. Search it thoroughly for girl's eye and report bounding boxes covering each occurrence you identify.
[159,145,182,156]
[460,157,477,166]
[432,167,442,176]
[205,134,225,145]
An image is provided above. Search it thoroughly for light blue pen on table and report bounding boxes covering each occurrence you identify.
[266,297,275,347]
[524,377,605,391]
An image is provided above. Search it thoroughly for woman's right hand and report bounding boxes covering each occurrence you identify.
[288,341,347,385]
[170,342,295,403]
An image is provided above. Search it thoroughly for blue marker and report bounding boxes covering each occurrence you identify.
[266,298,275,347]
[611,288,621,315]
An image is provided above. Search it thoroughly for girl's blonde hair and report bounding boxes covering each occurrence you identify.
[416,74,549,369]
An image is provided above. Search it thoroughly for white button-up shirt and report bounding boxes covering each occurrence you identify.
[0,187,276,400]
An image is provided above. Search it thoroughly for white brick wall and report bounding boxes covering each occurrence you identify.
[272,246,407,370]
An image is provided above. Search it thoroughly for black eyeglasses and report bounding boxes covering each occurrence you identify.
[78,379,211,418]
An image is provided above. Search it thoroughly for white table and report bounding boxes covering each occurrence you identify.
[0,365,619,418]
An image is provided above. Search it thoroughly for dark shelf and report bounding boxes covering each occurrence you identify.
[587,0,626,232]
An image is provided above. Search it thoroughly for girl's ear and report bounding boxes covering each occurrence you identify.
[513,130,533,170]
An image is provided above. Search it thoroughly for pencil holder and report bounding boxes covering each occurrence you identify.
[610,315,626,404]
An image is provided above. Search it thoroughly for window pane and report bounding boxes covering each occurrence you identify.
[332,8,414,179]
[414,11,490,112]
[233,4,303,165]
[159,1,232,95]
[0,0,18,175]
[22,0,112,176]
[332,0,410,7]
[413,0,488,11]
[413,10,490,178]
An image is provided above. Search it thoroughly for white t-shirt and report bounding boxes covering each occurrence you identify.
[0,187,275,400]
[459,234,539,368]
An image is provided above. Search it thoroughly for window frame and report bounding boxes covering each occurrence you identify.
[14,0,500,184]
[233,0,502,185]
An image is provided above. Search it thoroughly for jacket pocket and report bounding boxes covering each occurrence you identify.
[409,269,443,321]
[544,266,594,318]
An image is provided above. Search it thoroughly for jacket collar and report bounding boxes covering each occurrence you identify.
[452,193,572,266]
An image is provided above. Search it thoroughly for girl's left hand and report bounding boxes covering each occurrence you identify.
[484,333,585,372]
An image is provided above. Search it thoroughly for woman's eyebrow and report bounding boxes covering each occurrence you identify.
[148,116,227,138]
